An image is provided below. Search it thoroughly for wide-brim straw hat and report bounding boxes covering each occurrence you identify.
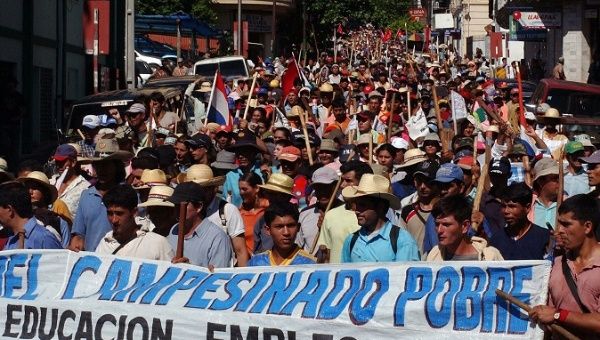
[396,148,427,168]
[17,171,58,203]
[342,174,401,210]
[258,173,293,196]
[543,108,561,119]
[176,164,225,187]
[356,133,374,146]
[138,185,175,208]
[78,137,134,163]
[135,169,168,190]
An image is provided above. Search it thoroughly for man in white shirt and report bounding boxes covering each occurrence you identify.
[95,184,174,261]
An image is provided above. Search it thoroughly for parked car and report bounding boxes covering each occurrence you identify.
[135,60,153,88]
[492,78,537,102]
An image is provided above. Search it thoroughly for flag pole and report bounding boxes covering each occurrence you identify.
[203,70,218,126]
[243,72,259,121]
[333,26,337,62]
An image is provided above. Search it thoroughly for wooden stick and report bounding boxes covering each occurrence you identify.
[432,86,449,152]
[243,72,259,121]
[495,290,580,340]
[523,155,532,187]
[387,92,397,142]
[176,202,187,258]
[555,149,565,229]
[297,106,314,165]
[471,161,488,232]
[309,177,342,254]
[368,133,373,165]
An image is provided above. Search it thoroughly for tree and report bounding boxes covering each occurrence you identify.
[135,0,217,25]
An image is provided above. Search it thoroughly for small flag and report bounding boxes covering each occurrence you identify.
[382,28,392,42]
[207,70,232,127]
[337,24,343,35]
[282,58,300,98]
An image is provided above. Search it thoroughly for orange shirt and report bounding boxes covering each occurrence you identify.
[239,198,269,254]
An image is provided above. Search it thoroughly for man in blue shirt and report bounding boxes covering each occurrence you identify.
[70,158,127,252]
[0,183,61,249]
[341,174,419,262]
[249,202,315,266]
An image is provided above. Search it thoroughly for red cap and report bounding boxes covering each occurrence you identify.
[278,146,301,162]
[510,88,519,94]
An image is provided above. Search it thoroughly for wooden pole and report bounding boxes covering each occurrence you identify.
[368,133,373,165]
[523,155,532,187]
[471,159,488,232]
[387,92,397,141]
[243,72,259,121]
[554,150,565,229]
[203,70,218,126]
[516,63,527,127]
[309,177,342,254]
[176,202,187,258]
[495,290,580,340]
[297,106,314,165]
[432,85,450,152]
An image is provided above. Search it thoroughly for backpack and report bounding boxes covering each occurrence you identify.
[348,224,400,258]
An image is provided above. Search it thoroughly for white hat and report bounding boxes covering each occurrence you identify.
[138,185,175,208]
[524,111,536,121]
[82,115,100,129]
[390,137,409,150]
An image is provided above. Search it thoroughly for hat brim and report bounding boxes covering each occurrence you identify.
[225,142,261,153]
[78,151,134,164]
[138,200,175,208]
[396,156,427,169]
[533,168,560,182]
[211,161,239,170]
[278,154,300,162]
[17,177,58,204]
[341,186,401,210]
[258,183,293,196]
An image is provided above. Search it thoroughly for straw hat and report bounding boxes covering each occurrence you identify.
[176,164,225,187]
[195,81,212,93]
[138,185,175,208]
[17,171,58,204]
[258,173,293,196]
[396,148,427,168]
[78,137,134,163]
[342,174,401,210]
[544,108,561,119]
[356,133,374,146]
[135,169,167,190]
[287,105,304,118]
[319,83,334,93]
[319,139,338,153]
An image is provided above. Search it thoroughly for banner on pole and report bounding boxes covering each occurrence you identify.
[0,250,550,339]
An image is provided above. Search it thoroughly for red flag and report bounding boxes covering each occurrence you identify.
[337,24,343,35]
[396,29,404,39]
[424,26,431,51]
[382,28,392,42]
[282,58,300,99]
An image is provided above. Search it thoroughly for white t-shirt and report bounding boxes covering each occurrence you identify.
[207,199,245,238]
[95,230,174,261]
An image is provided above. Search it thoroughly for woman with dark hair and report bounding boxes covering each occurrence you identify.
[376,143,397,174]
[239,172,268,254]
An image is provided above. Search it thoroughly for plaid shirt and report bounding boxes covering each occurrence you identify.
[77,140,96,158]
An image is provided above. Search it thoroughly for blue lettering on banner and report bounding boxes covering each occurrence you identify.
[425,266,461,328]
[454,266,487,331]
[281,270,330,318]
[234,272,272,312]
[395,267,433,326]
[62,255,102,299]
[482,268,512,333]
[507,266,532,334]
[349,268,389,326]
[249,272,303,314]
[20,254,41,300]
[318,270,361,320]
[4,254,28,299]
[157,269,208,305]
[208,273,256,310]
[185,272,233,309]
[98,259,133,300]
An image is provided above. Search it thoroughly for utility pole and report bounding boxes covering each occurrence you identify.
[237,0,242,55]
[271,0,276,57]
[125,0,135,90]
[176,18,181,60]
[302,0,306,63]
[93,8,99,93]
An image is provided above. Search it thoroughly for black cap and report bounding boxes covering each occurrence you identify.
[413,160,440,180]
[489,157,511,176]
[169,182,205,204]
[185,133,212,148]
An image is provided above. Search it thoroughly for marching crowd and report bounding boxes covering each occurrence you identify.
[0,27,599,337]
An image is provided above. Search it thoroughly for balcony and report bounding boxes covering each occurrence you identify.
[212,0,294,11]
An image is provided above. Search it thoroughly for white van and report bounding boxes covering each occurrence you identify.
[193,55,249,79]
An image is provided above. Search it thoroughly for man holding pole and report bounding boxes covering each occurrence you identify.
[529,194,600,339]
[168,182,232,268]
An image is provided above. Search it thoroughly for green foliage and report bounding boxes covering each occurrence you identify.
[135,0,217,25]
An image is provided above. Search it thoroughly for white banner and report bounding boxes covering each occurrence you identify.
[0,250,550,339]
[451,90,468,121]
[406,108,430,141]
[514,11,561,29]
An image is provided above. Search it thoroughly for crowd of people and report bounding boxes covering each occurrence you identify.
[0,26,599,337]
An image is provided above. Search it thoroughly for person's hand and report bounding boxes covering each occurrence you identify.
[68,235,84,252]
[172,256,190,264]
[471,211,484,227]
[524,125,537,138]
[528,305,558,325]
[239,119,249,130]
[441,150,454,162]
[207,264,215,273]
[260,163,272,178]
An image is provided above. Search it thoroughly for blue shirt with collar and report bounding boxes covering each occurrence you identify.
[341,220,419,263]
[72,186,112,251]
[167,218,233,268]
[4,218,62,250]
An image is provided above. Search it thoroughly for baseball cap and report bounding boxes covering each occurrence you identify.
[185,133,212,149]
[278,146,301,162]
[391,137,409,150]
[524,111,536,121]
[311,167,339,185]
[53,144,78,161]
[82,115,100,129]
[339,145,359,163]
[454,137,474,152]
[126,103,146,114]
[99,114,117,127]
[533,158,559,182]
[168,182,205,204]
[580,150,600,164]
[413,160,440,180]
[489,157,511,176]
[433,163,464,183]
[574,134,594,148]
[456,156,474,170]
[565,141,584,155]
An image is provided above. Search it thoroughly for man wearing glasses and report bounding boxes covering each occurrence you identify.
[124,102,150,149]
